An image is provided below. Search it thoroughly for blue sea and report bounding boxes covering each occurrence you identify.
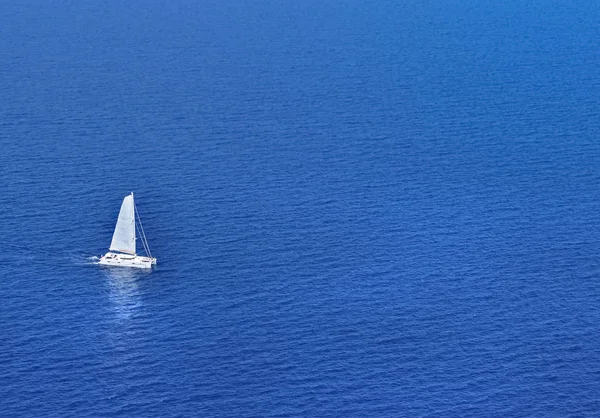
[2,0,600,416]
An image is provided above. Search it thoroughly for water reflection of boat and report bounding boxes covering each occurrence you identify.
[103,268,149,321]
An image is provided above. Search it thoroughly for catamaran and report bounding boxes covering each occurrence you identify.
[99,193,157,269]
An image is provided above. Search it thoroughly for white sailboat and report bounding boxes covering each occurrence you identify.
[99,193,157,269]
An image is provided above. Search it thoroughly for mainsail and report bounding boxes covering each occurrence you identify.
[109,193,136,255]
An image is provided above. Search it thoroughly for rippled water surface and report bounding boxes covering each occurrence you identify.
[2,1,600,416]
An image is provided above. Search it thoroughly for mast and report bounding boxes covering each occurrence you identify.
[131,192,135,243]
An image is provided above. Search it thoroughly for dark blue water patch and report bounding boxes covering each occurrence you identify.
[2,0,600,416]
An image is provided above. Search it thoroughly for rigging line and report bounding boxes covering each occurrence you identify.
[135,203,152,258]
[138,217,151,257]
[135,220,149,256]
[136,216,151,257]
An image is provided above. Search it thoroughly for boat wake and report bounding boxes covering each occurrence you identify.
[80,255,100,265]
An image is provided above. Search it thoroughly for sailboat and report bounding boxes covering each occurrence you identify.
[99,193,157,269]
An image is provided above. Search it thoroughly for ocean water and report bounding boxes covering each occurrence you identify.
[2,0,600,416]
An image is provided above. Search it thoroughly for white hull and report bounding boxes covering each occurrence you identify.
[99,252,156,269]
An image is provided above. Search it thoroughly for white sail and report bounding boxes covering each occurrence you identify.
[109,194,136,255]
